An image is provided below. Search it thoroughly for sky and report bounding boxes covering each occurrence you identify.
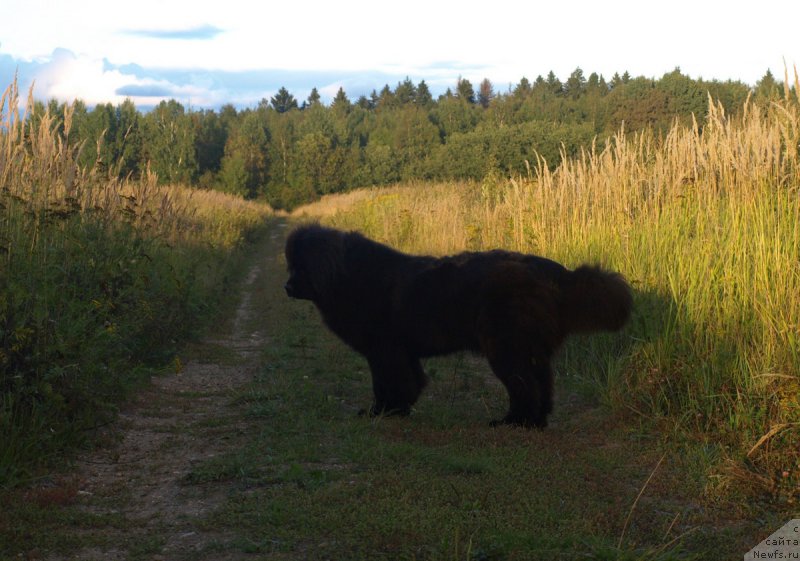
[0,0,798,109]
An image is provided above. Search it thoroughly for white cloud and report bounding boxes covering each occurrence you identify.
[35,50,135,105]
[16,50,217,107]
[1,0,798,107]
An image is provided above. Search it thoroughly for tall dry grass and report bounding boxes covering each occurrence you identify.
[295,93,800,501]
[0,81,272,484]
[1,81,270,252]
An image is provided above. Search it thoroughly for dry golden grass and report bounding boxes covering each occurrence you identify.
[1,81,272,252]
[294,96,800,501]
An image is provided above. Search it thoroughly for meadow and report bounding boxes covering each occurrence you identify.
[294,92,800,505]
[0,81,272,485]
[1,74,798,559]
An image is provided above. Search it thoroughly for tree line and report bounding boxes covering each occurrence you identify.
[34,68,788,209]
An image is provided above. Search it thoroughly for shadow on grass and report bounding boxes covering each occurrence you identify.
[199,244,732,560]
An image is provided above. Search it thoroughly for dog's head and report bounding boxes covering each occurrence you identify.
[284,225,346,302]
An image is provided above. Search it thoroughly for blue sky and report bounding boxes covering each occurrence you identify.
[1,0,798,109]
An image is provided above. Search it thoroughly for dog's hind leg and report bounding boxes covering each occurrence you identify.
[485,345,550,428]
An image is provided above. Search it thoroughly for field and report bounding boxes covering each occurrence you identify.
[1,78,798,559]
[295,98,800,506]
[2,220,782,560]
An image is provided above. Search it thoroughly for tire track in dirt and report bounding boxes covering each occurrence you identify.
[47,221,288,561]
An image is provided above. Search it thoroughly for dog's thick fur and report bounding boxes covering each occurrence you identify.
[285,225,632,427]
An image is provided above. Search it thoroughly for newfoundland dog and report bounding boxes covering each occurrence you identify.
[285,224,632,428]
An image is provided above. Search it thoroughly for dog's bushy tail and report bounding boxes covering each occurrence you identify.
[560,265,633,334]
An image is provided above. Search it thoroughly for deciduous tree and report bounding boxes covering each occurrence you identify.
[478,78,495,108]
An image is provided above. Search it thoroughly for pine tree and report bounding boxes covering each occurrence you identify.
[356,95,372,110]
[306,87,321,107]
[270,87,298,113]
[394,77,416,105]
[457,77,476,104]
[416,80,433,106]
[331,87,351,112]
[378,85,395,109]
[755,69,781,100]
[565,68,586,99]
[513,77,532,97]
[546,71,562,95]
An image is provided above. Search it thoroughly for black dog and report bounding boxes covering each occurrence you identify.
[285,224,632,427]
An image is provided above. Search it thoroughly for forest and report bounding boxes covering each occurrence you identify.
[33,67,788,209]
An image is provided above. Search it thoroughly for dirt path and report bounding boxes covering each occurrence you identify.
[48,222,287,561]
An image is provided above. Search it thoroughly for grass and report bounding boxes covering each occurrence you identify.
[179,231,763,560]
[293,93,800,506]
[2,77,798,559]
[0,80,272,486]
[0,221,781,560]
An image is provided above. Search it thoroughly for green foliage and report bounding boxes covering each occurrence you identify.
[456,77,476,104]
[193,108,228,184]
[394,77,416,105]
[0,199,265,485]
[755,69,782,101]
[330,87,351,113]
[0,84,272,485]
[305,87,321,107]
[219,110,269,198]
[478,78,494,108]
[416,79,434,106]
[270,87,299,113]
[293,131,347,194]
[438,121,596,178]
[431,94,479,137]
[29,69,765,209]
[141,100,197,184]
[564,67,586,99]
